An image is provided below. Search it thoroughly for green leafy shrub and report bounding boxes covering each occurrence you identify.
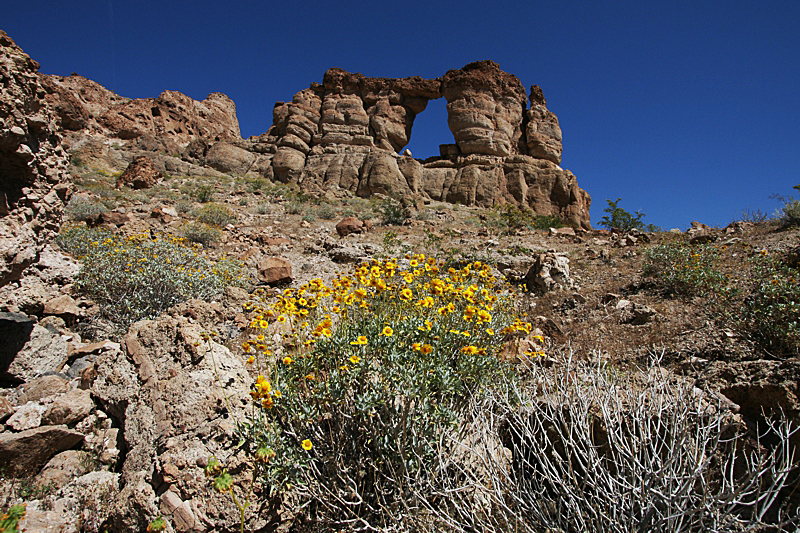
[724,253,800,357]
[181,222,222,247]
[194,203,236,227]
[0,504,26,533]
[218,255,534,529]
[379,196,411,225]
[65,196,107,221]
[643,240,727,297]
[600,198,657,231]
[67,231,242,330]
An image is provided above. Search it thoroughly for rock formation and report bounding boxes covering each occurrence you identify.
[252,60,591,228]
[0,30,71,288]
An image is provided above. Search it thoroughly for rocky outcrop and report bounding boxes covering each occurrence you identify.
[441,60,528,158]
[254,61,591,228]
[47,75,241,148]
[0,31,71,287]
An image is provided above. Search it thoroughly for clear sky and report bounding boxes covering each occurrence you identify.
[3,0,798,230]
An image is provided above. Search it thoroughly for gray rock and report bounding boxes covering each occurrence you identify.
[2,323,69,382]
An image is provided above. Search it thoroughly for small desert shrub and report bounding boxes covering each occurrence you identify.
[181,221,222,247]
[65,196,107,221]
[245,177,268,193]
[67,231,242,330]
[379,196,411,225]
[175,199,193,214]
[774,186,800,228]
[313,203,338,220]
[301,214,315,223]
[485,204,564,233]
[643,239,727,296]
[211,255,533,530]
[722,253,800,358]
[530,213,565,229]
[254,202,271,215]
[191,184,215,203]
[194,203,236,227]
[285,201,304,215]
[600,197,658,232]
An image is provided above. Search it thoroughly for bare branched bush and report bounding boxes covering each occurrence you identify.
[414,352,800,533]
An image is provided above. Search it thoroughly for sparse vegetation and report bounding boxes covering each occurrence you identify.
[773,185,800,228]
[643,238,727,297]
[65,196,107,221]
[485,204,565,234]
[379,196,411,225]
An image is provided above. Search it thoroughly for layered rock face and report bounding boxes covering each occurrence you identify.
[254,61,591,228]
[0,31,71,287]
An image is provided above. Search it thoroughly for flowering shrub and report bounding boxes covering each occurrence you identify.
[60,228,243,331]
[226,254,533,529]
[643,240,727,297]
[725,253,800,357]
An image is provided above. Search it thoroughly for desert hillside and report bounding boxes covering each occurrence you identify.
[2,29,799,533]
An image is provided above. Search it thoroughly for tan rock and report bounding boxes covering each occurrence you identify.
[43,294,81,320]
[0,424,84,476]
[43,389,94,426]
[15,374,70,404]
[257,257,293,285]
[336,217,367,237]
[3,324,69,382]
[0,31,71,287]
[38,449,93,488]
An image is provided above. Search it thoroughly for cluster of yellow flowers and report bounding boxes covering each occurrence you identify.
[240,254,534,405]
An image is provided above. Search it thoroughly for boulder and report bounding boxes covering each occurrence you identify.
[0,425,84,476]
[42,388,94,426]
[257,256,293,285]
[524,252,573,294]
[43,294,81,321]
[336,217,367,237]
[1,320,68,383]
[116,156,162,189]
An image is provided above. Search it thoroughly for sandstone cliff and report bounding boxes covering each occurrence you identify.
[252,60,591,229]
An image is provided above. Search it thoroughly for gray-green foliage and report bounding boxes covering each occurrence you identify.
[194,203,236,226]
[65,196,107,221]
[60,228,242,330]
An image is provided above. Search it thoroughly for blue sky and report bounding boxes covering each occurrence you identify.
[3,0,798,229]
